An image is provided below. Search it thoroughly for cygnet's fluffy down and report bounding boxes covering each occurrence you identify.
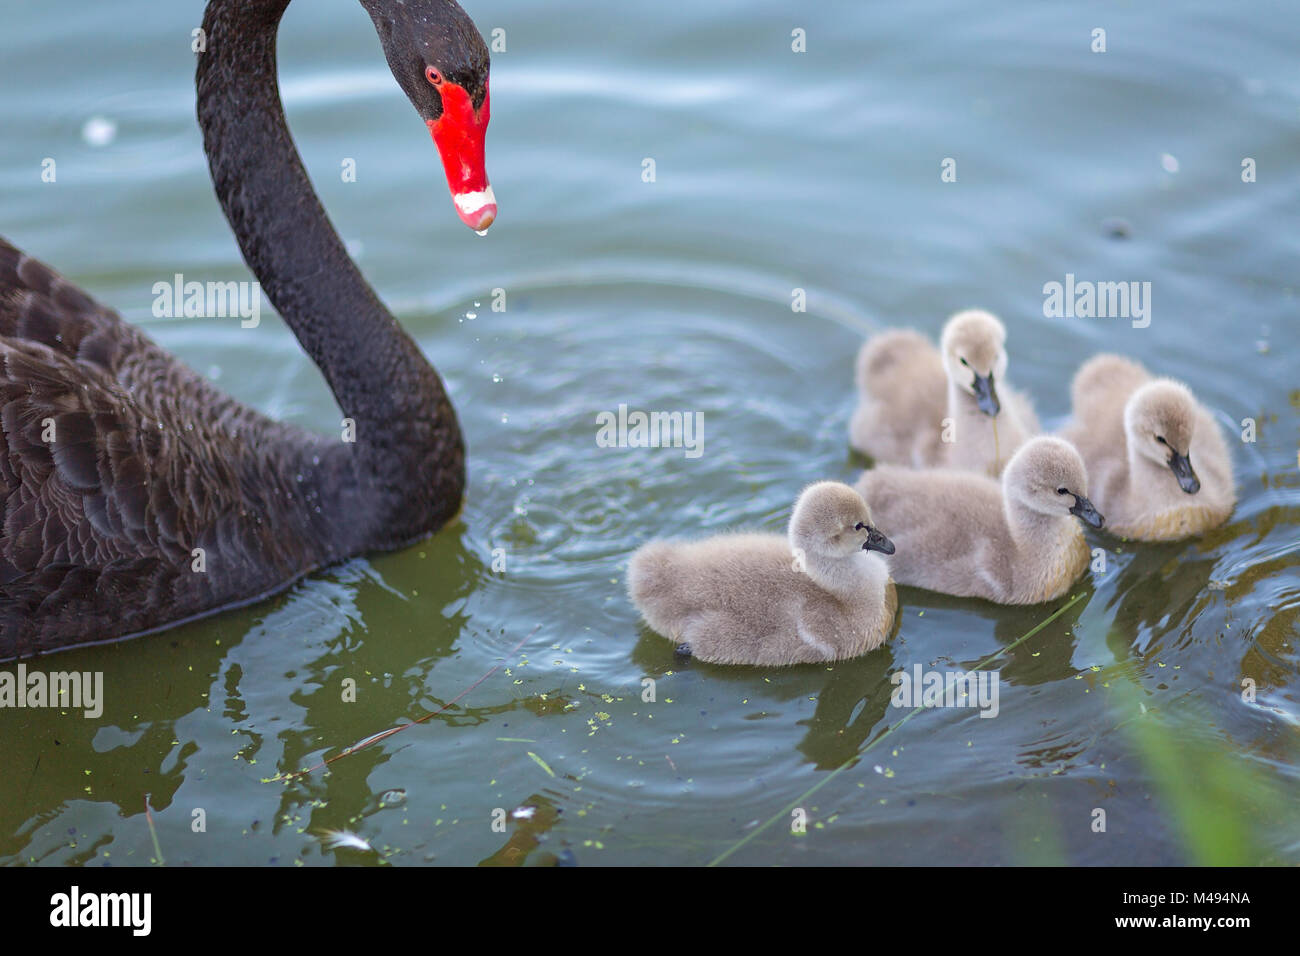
[1060,354,1235,540]
[850,309,1040,476]
[627,482,898,665]
[855,436,1103,605]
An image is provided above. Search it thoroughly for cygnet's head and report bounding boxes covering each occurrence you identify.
[940,309,1010,417]
[789,481,895,559]
[1003,437,1104,528]
[1124,380,1201,494]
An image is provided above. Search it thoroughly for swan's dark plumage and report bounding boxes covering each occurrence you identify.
[0,0,484,658]
[0,238,355,652]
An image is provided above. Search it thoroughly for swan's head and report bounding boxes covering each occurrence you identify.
[362,0,496,231]
[1003,437,1104,528]
[940,309,1010,417]
[789,481,895,560]
[1124,380,1201,494]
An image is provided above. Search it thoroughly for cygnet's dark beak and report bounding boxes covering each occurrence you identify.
[1068,493,1105,529]
[862,527,896,555]
[972,372,1001,417]
[1168,451,1200,494]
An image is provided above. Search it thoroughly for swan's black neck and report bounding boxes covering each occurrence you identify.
[196,0,464,548]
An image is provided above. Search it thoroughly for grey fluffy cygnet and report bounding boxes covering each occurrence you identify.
[850,309,1040,476]
[1059,355,1235,540]
[855,436,1103,605]
[626,482,898,665]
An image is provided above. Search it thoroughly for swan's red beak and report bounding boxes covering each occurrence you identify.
[428,81,495,231]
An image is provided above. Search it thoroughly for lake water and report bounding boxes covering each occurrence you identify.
[1,0,1297,866]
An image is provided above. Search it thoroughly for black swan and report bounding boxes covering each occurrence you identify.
[0,0,495,658]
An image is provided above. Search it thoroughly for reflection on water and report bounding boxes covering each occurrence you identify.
[1,0,1298,865]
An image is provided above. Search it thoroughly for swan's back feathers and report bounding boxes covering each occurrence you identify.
[850,330,946,466]
[0,240,106,357]
[0,238,346,657]
[855,329,943,398]
[855,465,1017,600]
[628,533,797,639]
[626,538,685,623]
[1059,355,1138,509]
[1069,353,1149,415]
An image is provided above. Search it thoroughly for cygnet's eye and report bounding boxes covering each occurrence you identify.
[854,522,867,531]
[959,357,970,367]
[1056,487,1068,495]
[1155,435,1168,445]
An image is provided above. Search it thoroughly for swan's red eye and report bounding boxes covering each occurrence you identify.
[425,66,444,86]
